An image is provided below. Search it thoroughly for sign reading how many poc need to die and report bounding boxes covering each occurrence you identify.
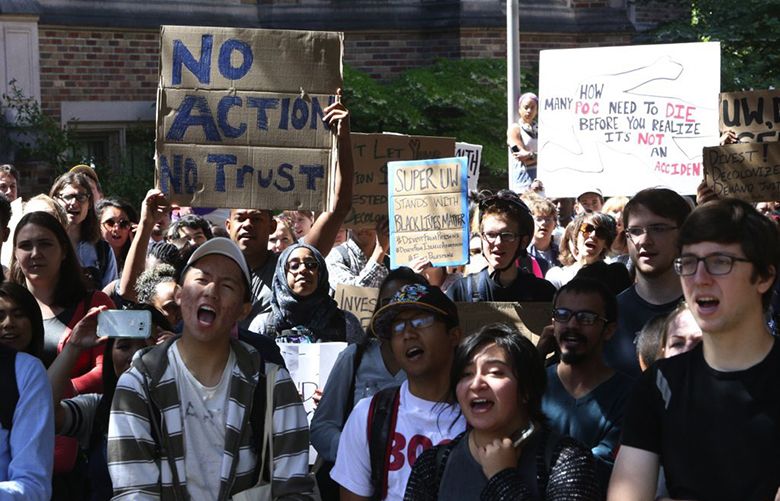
[388,157,469,269]
[156,25,343,210]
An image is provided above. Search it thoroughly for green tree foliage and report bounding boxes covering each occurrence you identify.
[343,59,538,188]
[642,0,780,91]
[0,80,80,172]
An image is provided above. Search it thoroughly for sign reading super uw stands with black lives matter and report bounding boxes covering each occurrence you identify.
[156,26,343,209]
[538,42,720,197]
[388,157,469,269]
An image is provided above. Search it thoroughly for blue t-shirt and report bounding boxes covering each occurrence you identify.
[542,364,634,490]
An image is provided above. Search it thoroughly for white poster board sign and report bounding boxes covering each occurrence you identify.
[538,42,720,197]
[455,141,482,193]
[278,342,348,462]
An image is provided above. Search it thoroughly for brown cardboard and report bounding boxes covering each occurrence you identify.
[456,301,552,344]
[719,89,780,142]
[156,25,342,210]
[703,142,780,203]
[157,143,332,209]
[345,133,455,228]
[159,26,343,93]
[334,284,379,331]
[389,158,468,267]
[159,89,335,148]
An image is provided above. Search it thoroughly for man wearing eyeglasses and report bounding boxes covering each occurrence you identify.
[542,278,633,494]
[605,188,692,377]
[447,190,555,303]
[609,199,780,501]
[331,283,466,500]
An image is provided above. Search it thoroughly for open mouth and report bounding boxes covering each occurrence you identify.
[405,346,424,361]
[560,333,586,348]
[470,398,494,413]
[197,306,216,325]
[695,296,719,313]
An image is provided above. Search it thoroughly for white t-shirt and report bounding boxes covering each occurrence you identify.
[330,380,466,500]
[169,342,236,500]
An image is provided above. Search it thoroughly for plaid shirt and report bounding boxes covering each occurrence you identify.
[325,238,388,290]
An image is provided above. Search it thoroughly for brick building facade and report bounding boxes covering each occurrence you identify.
[1,0,688,194]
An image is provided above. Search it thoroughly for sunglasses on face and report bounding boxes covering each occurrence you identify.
[102,218,131,229]
[388,313,438,337]
[286,260,319,273]
[552,307,608,326]
[579,223,609,240]
[58,193,89,204]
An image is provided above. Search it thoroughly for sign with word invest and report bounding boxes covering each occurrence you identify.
[388,157,469,268]
[156,26,343,210]
[538,42,720,197]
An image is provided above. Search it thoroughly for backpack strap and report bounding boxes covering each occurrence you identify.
[249,362,269,484]
[0,346,18,430]
[367,386,401,501]
[344,342,368,419]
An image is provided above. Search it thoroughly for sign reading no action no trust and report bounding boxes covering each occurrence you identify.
[388,157,469,269]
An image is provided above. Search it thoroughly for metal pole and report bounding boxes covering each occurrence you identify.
[507,0,520,183]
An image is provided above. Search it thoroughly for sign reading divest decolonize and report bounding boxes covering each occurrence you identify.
[388,157,469,268]
[703,142,780,203]
[156,26,343,210]
[538,42,720,197]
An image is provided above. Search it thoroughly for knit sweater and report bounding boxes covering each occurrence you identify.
[107,337,314,500]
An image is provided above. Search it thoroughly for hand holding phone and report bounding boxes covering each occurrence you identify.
[98,310,152,339]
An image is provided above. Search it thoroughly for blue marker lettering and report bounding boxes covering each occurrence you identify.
[217,96,246,139]
[247,97,279,130]
[166,95,220,142]
[218,39,253,81]
[207,154,236,192]
[171,35,212,85]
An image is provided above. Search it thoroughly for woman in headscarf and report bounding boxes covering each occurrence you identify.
[255,243,364,344]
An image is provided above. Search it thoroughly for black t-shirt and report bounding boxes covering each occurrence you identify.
[447,268,556,303]
[605,285,682,377]
[621,340,780,501]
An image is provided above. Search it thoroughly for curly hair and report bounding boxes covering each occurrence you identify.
[135,264,177,305]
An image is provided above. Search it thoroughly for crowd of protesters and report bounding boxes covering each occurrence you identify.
[0,96,779,501]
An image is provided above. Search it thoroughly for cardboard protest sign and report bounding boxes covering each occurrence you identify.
[538,42,720,197]
[455,302,552,344]
[156,26,343,210]
[387,157,469,268]
[719,89,780,143]
[703,142,780,202]
[334,284,379,331]
[455,141,482,193]
[346,133,455,228]
[278,342,347,462]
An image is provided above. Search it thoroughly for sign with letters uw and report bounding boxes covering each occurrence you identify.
[387,157,469,268]
[156,26,343,209]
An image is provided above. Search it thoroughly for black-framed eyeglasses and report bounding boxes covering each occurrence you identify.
[534,216,556,225]
[673,253,751,276]
[552,307,608,326]
[579,223,609,240]
[481,231,520,244]
[286,260,319,273]
[389,314,437,336]
[625,224,678,240]
[102,218,131,229]
[58,193,89,204]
